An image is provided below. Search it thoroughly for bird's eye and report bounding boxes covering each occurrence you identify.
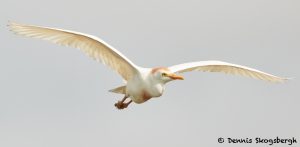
[162,73,167,77]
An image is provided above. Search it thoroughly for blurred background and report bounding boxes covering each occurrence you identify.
[0,0,299,146]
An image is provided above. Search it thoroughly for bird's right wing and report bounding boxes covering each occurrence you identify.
[169,60,288,82]
[9,22,139,81]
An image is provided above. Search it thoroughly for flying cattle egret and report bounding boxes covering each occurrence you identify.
[9,22,287,109]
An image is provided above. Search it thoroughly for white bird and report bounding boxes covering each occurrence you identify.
[9,22,287,109]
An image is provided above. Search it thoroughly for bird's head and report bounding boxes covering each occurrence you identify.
[151,67,184,83]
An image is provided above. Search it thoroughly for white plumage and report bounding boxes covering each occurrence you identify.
[169,61,285,82]
[9,22,287,109]
[9,22,138,81]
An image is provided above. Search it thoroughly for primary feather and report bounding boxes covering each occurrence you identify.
[8,22,138,81]
[169,61,287,82]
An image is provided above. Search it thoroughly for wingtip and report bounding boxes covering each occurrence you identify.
[7,21,23,34]
[7,21,14,32]
[7,21,23,28]
[275,77,292,83]
[7,20,12,28]
[7,20,16,26]
[283,77,294,81]
[7,21,16,31]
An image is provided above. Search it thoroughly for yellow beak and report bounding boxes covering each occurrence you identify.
[167,73,184,80]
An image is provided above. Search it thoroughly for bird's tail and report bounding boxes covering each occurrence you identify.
[109,85,126,94]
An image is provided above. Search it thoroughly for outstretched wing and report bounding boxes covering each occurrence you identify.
[169,60,287,82]
[9,22,138,81]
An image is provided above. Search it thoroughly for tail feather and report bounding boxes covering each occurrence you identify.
[109,86,126,94]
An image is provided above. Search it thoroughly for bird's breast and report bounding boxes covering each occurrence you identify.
[127,82,164,104]
[131,87,163,104]
[141,90,152,102]
[126,72,165,104]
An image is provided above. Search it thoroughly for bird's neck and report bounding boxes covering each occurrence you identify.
[148,74,168,85]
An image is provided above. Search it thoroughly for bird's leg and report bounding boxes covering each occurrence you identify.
[114,95,131,109]
[124,100,132,108]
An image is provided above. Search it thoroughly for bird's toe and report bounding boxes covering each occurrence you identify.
[114,101,126,109]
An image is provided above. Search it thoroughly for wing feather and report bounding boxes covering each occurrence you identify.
[9,22,138,81]
[169,60,287,82]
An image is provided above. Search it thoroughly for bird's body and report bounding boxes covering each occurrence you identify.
[127,72,163,103]
[125,67,168,104]
[109,67,167,104]
[9,22,288,109]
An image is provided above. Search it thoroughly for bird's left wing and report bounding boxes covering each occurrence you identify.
[169,60,287,82]
[8,22,139,81]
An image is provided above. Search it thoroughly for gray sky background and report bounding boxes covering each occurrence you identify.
[0,0,299,146]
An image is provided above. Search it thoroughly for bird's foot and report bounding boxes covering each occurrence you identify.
[114,101,128,110]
